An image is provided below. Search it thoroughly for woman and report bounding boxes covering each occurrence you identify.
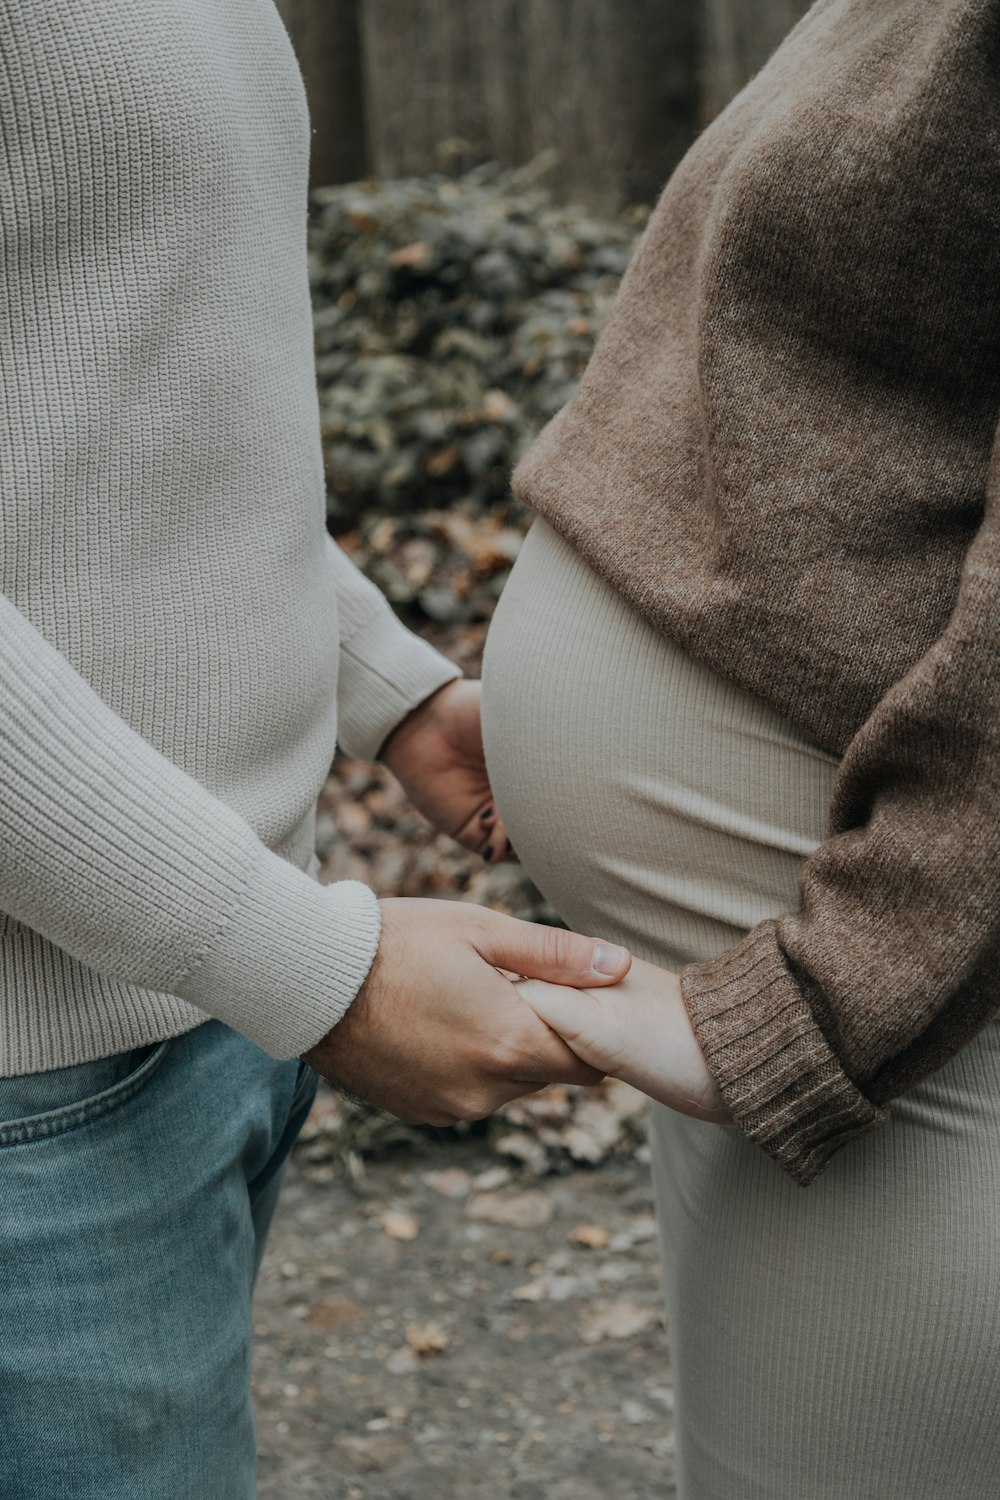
[482,2,1000,1496]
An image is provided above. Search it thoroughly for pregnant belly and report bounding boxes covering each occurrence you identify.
[481,520,839,970]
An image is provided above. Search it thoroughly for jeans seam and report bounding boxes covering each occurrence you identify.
[0,1040,170,1147]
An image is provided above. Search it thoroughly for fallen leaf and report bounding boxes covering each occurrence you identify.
[512,1280,547,1302]
[563,1098,626,1163]
[482,389,516,421]
[561,1127,606,1165]
[388,239,431,268]
[579,1299,661,1345]
[385,1346,420,1375]
[422,1167,472,1200]
[425,445,460,477]
[379,1209,420,1241]
[570,1223,611,1250]
[464,1190,553,1230]
[306,1297,364,1331]
[608,1215,658,1253]
[405,1322,450,1356]
[493,1131,548,1173]
[471,1166,511,1191]
[334,1433,407,1470]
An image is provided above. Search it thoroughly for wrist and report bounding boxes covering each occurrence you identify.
[378,680,455,769]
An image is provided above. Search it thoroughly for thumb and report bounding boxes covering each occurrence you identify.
[472,910,631,988]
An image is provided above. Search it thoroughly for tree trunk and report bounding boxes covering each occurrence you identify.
[520,0,698,210]
[360,0,698,212]
[699,0,811,121]
[360,0,487,176]
[276,0,369,186]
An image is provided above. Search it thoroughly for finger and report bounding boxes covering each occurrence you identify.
[472,910,632,988]
[475,808,509,864]
[520,980,632,1078]
[484,811,510,864]
[502,1033,606,1087]
[461,798,513,865]
[478,971,603,1085]
[453,800,503,859]
[518,979,605,1053]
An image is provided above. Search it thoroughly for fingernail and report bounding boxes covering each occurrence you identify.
[484,844,494,862]
[591,942,628,977]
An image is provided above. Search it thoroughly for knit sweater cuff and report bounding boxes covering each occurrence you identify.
[337,603,461,762]
[177,853,381,1059]
[680,921,887,1185]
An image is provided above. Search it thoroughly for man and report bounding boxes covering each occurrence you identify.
[0,3,629,1494]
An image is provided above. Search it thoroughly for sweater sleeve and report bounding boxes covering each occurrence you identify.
[681,427,1000,1186]
[0,589,383,1060]
[325,534,462,761]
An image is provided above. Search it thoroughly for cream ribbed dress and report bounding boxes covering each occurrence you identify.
[484,520,1000,1500]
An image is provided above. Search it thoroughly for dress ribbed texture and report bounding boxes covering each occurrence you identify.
[0,0,459,1073]
[512,0,1000,1181]
[483,518,1000,1498]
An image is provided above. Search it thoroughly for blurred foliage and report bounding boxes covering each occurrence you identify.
[310,159,646,540]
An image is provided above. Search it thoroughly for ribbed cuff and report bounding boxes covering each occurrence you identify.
[680,921,886,1185]
[177,851,381,1059]
[337,605,461,762]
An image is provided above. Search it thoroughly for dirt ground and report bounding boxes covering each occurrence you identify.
[253,1125,677,1499]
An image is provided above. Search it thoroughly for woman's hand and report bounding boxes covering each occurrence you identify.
[379,679,510,864]
[519,957,732,1123]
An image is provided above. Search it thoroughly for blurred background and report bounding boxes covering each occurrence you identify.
[255,6,810,1496]
[278,0,810,207]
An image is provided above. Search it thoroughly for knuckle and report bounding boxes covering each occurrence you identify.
[488,1026,530,1077]
[463,905,498,948]
[540,925,572,971]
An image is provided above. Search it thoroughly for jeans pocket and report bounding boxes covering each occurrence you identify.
[0,1039,170,1146]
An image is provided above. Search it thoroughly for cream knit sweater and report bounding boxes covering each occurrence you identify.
[0,0,459,1074]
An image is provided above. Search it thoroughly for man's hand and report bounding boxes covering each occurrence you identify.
[303,899,632,1124]
[379,680,509,863]
[519,958,731,1124]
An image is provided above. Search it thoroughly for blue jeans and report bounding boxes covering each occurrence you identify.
[0,1021,319,1500]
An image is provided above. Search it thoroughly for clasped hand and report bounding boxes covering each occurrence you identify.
[306,901,728,1126]
[306,679,728,1126]
[519,960,730,1124]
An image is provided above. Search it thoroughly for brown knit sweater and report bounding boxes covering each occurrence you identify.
[513,0,1000,1183]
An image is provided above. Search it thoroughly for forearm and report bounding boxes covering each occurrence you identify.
[683,500,1000,1182]
[0,590,381,1057]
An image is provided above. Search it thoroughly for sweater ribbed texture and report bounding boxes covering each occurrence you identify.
[514,0,1000,1179]
[0,0,458,1073]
